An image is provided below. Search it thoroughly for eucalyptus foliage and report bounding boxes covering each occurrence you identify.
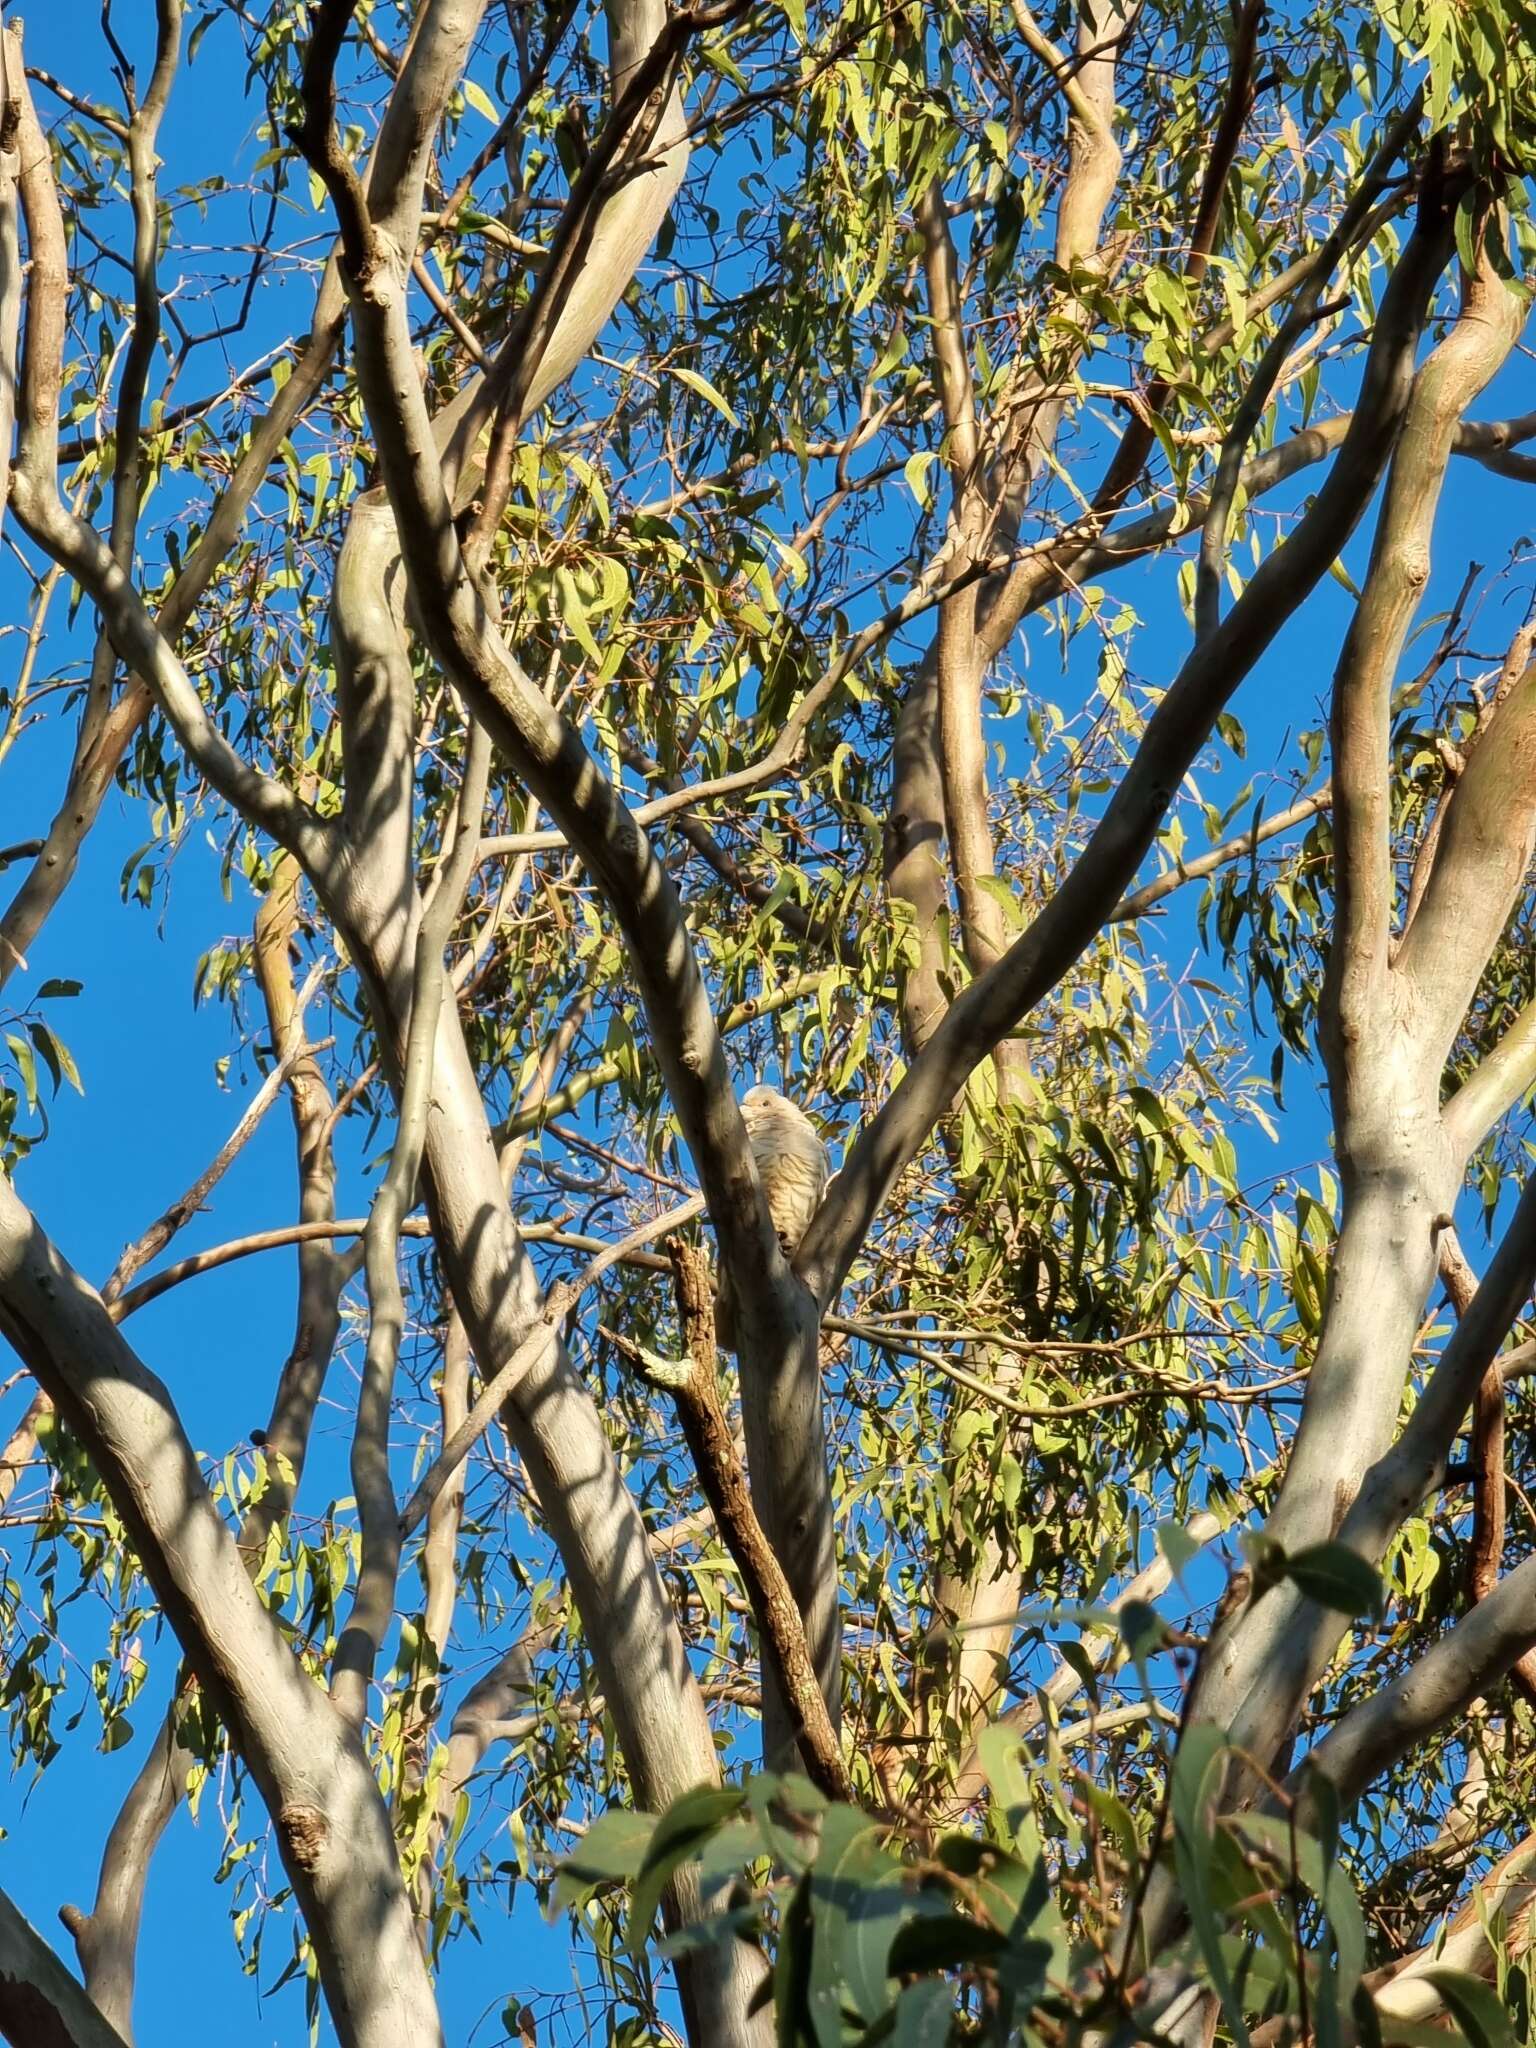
[2,0,1536,2044]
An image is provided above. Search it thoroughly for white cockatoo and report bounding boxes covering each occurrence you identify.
[715,1084,829,1350]
[740,1083,829,1253]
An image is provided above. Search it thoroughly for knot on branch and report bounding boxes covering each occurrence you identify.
[278,1801,329,1873]
[600,1322,696,1390]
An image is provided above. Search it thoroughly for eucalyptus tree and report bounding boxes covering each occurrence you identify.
[4,0,1536,2043]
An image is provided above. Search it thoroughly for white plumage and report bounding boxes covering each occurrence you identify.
[740,1083,829,1252]
[715,1085,829,1351]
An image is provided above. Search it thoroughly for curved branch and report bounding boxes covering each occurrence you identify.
[798,188,1456,1312]
[1445,990,1536,1156]
[5,60,333,880]
[0,1179,445,2048]
[398,1195,705,1539]
[1290,1550,1536,1814]
[1325,224,1523,1096]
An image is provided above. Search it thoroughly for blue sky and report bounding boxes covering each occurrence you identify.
[3,3,1535,2043]
[0,8,579,2042]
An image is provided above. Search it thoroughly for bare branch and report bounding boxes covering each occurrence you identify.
[5,60,333,879]
[100,1025,329,1305]
[1325,218,1522,1093]
[799,186,1457,1313]
[398,1195,706,1539]
[332,724,491,1726]
[1109,788,1331,921]
[1290,1548,1536,1813]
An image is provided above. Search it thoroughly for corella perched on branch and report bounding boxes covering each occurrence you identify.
[716,1084,829,1351]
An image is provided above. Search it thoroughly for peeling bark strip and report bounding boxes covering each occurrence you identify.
[612,1241,852,1805]
[1442,1230,1536,1708]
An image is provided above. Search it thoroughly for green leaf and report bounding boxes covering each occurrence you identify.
[462,77,498,123]
[673,365,741,428]
[627,1784,747,1956]
[1118,1598,1163,1660]
[891,1978,953,2045]
[776,1869,816,2048]
[551,1807,656,1911]
[806,1806,913,2040]
[1156,1518,1206,1584]
[904,451,938,509]
[1284,1542,1386,1621]
[554,566,603,665]
[1171,1723,1251,2048]
[1419,1968,1518,2048]
[968,1728,1067,1988]
[1227,1812,1368,2028]
[886,1914,1006,1973]
[935,1834,1063,2001]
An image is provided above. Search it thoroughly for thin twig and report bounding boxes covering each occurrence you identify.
[398,1196,705,1539]
[101,1014,332,1304]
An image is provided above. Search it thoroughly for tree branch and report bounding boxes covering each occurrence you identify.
[4,59,334,880]
[398,1195,705,1539]
[610,1239,852,1802]
[1290,1549,1536,1814]
[0,1179,445,2048]
[799,185,1456,1312]
[1325,214,1522,1098]
[62,859,353,2031]
[0,1887,130,2048]
[100,1021,329,1305]
[332,723,490,1726]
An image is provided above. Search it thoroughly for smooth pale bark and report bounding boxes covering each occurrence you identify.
[1184,244,1528,1773]
[324,489,771,2041]
[1217,1171,1536,1780]
[442,0,691,467]
[1107,243,1532,1995]
[0,1889,129,2048]
[802,189,1457,1311]
[0,1182,445,2048]
[8,42,768,2036]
